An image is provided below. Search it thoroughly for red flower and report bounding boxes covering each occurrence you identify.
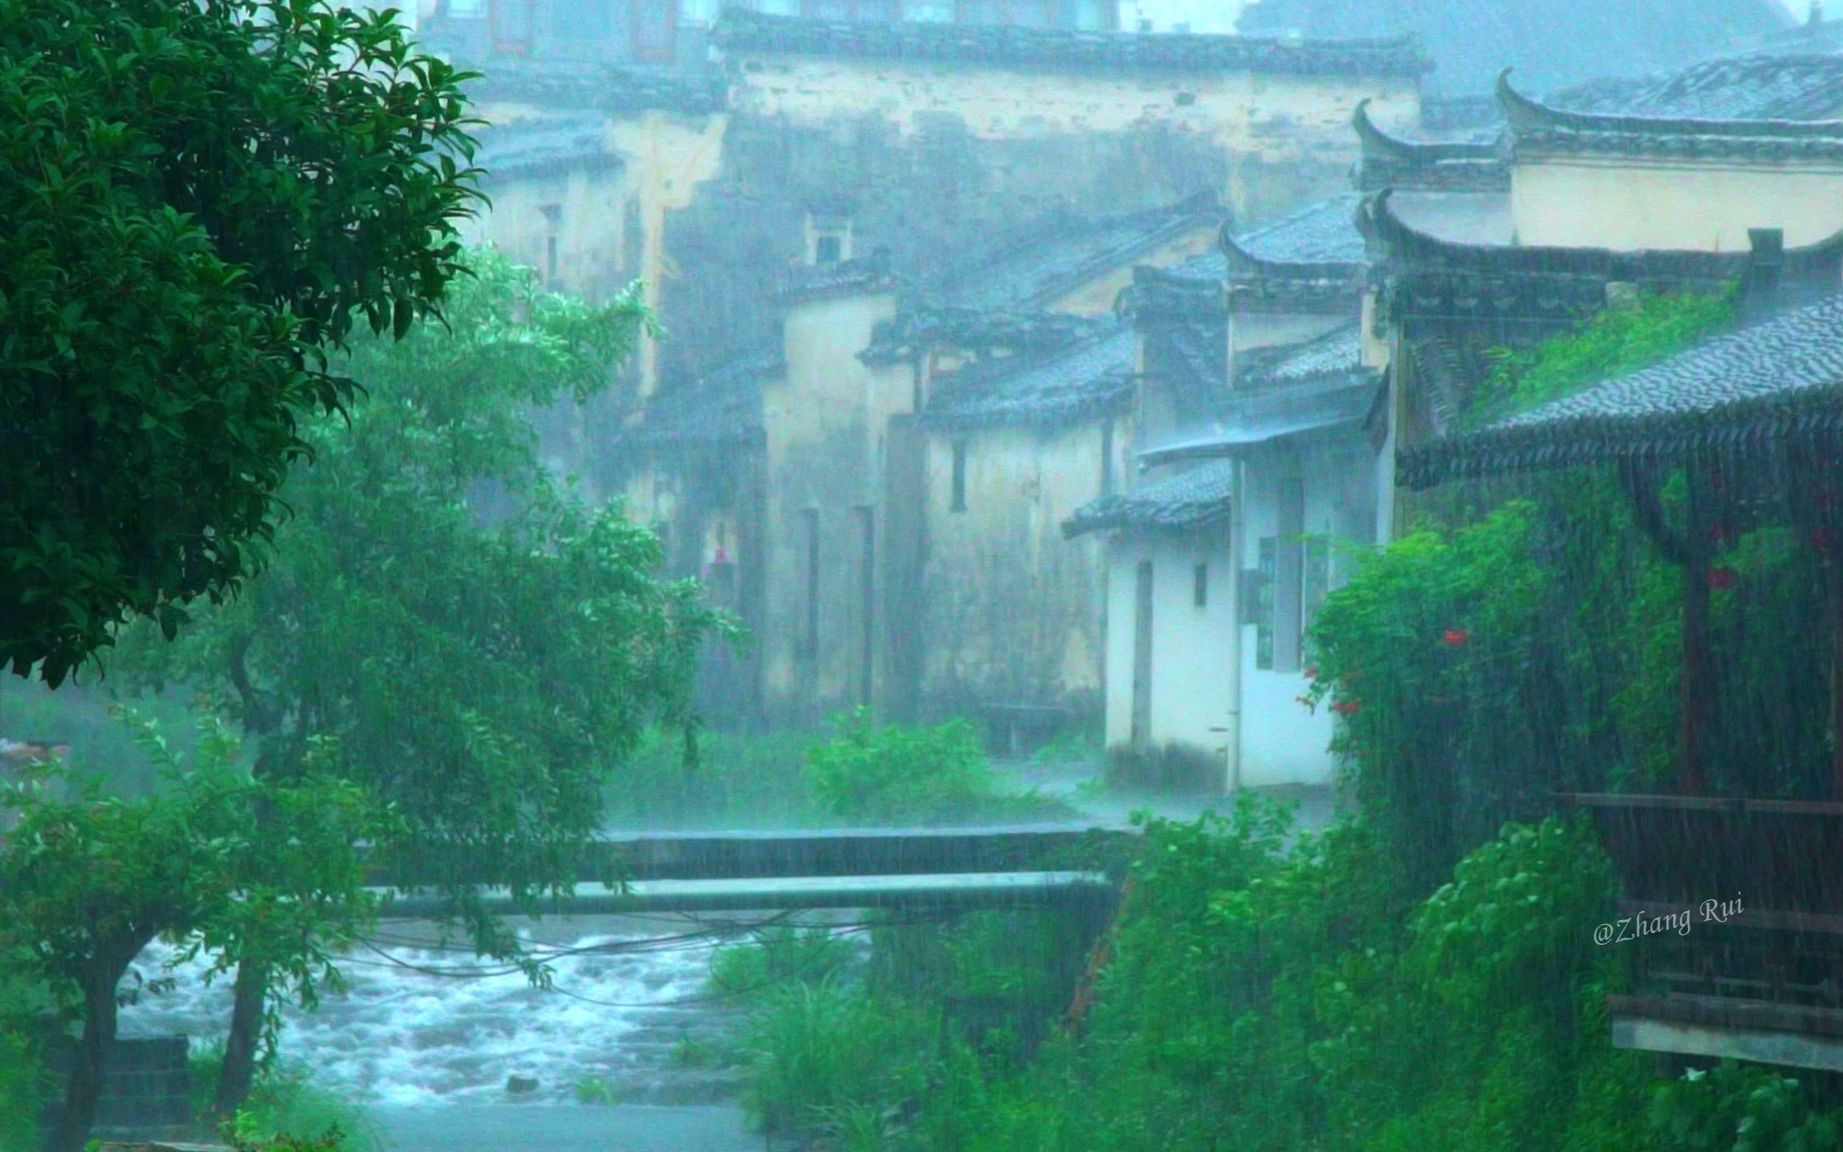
[1706,521,1735,546]
[1304,665,1319,680]
[1708,566,1738,590]
[1442,628,1468,648]
[1331,700,1361,715]
[1812,528,1836,554]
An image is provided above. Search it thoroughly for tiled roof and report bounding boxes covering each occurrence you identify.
[1400,293,1843,487]
[1220,195,1366,315]
[859,309,1112,366]
[713,9,1431,78]
[1236,0,1788,96]
[471,116,621,182]
[925,324,1136,431]
[1361,190,1843,324]
[1352,99,1508,192]
[1500,71,1843,162]
[1238,325,1368,390]
[1140,375,1381,465]
[1225,193,1367,270]
[929,193,1220,314]
[1122,251,1227,320]
[1551,51,1843,122]
[461,62,728,115]
[622,352,781,453]
[1062,460,1236,538]
[776,252,899,305]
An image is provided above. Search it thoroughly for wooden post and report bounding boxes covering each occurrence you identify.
[1680,547,1712,796]
[1831,552,1843,801]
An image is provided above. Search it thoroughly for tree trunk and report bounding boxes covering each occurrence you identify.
[52,959,127,1152]
[210,957,271,1124]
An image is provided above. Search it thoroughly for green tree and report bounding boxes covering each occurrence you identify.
[114,251,724,1118]
[0,715,379,1152]
[0,0,480,685]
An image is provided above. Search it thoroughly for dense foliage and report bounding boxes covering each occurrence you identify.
[714,287,1843,1152]
[107,250,720,1114]
[1462,288,1737,430]
[720,807,1843,1152]
[0,0,481,684]
[0,714,378,1152]
[806,710,1051,824]
[606,715,1071,828]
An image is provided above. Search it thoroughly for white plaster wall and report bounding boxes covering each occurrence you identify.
[1389,189,1513,245]
[1102,529,1236,755]
[1512,159,1843,251]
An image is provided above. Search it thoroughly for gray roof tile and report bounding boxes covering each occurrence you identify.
[926,324,1136,431]
[1237,0,1788,96]
[1063,460,1236,537]
[714,9,1430,78]
[1552,51,1843,121]
[1239,325,1366,390]
[623,351,781,452]
[1401,293,1843,486]
[1227,193,1367,269]
[472,116,620,182]
[930,194,1219,313]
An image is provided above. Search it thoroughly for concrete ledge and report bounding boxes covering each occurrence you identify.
[1612,1005,1843,1075]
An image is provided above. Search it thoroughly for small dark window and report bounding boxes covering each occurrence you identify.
[1100,421,1115,496]
[1193,563,1208,609]
[815,234,842,265]
[950,440,968,512]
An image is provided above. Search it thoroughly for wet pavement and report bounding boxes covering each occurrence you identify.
[990,756,1341,838]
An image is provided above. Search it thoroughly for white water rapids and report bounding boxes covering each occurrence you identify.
[113,916,771,1150]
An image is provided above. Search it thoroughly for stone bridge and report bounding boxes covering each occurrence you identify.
[369,823,1140,918]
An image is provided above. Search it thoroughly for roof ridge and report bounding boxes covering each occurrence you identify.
[1499,66,1843,138]
[712,8,1431,78]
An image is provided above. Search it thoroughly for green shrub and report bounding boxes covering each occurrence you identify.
[191,1046,381,1152]
[805,710,1015,824]
[707,924,860,1002]
[0,1029,38,1152]
[1650,1063,1843,1152]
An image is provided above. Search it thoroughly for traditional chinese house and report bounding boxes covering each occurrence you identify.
[1399,291,1843,1075]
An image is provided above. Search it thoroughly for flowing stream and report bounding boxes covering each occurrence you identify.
[117,915,763,1151]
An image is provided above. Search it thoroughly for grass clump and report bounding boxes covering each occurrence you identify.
[740,980,938,1139]
[708,924,860,1002]
[190,1045,381,1152]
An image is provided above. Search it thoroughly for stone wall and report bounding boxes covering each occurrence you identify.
[43,1036,193,1144]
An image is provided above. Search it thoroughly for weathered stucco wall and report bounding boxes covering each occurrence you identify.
[917,420,1120,714]
[464,166,632,298]
[1511,159,1843,251]
[758,291,903,719]
[726,52,1420,166]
